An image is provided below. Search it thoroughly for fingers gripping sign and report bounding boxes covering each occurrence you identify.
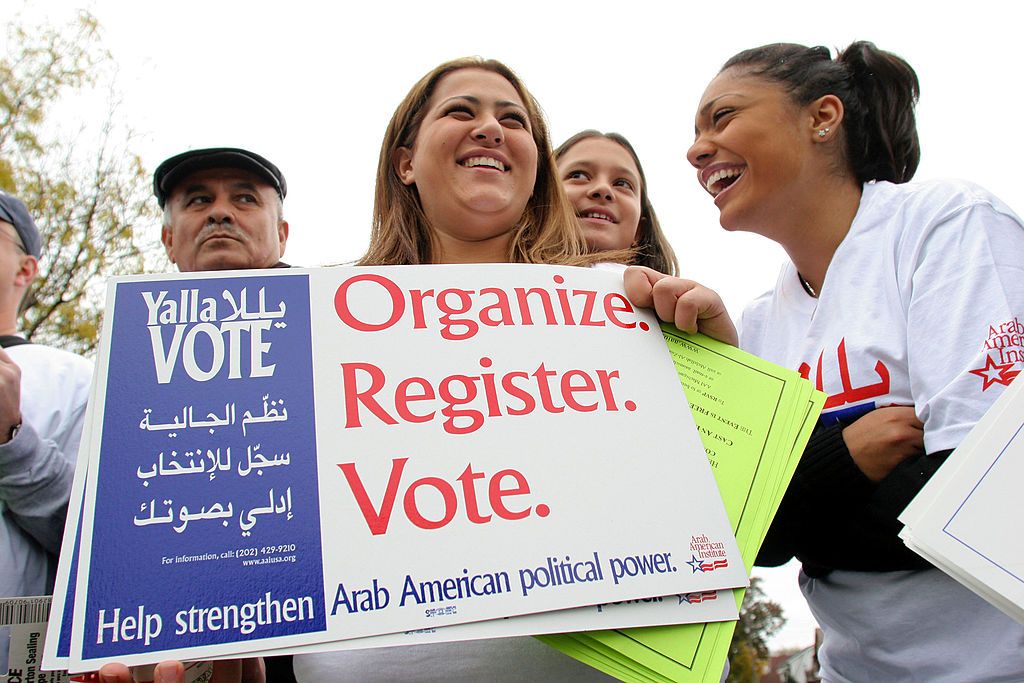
[623,266,738,346]
[97,658,263,683]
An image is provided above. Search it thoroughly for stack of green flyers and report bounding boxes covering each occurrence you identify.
[539,327,825,682]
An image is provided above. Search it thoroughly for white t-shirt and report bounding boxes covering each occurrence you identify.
[741,179,1024,681]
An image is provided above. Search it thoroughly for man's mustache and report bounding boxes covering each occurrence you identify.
[197,221,245,242]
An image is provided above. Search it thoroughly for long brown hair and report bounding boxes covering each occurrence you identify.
[361,57,602,266]
[555,130,678,275]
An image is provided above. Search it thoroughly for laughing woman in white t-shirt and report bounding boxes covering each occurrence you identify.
[633,41,1024,682]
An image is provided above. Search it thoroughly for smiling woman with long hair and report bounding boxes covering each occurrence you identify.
[98,57,734,683]
[361,57,592,268]
[290,57,728,683]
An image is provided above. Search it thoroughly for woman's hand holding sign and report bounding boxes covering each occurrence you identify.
[623,266,737,346]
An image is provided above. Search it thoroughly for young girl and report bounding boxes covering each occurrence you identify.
[555,130,678,275]
[677,41,1024,681]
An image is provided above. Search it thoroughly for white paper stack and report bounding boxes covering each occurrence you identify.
[900,377,1024,623]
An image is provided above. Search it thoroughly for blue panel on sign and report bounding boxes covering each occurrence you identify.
[83,274,325,658]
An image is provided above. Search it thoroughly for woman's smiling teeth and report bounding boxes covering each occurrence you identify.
[581,210,615,222]
[461,156,507,171]
[705,167,743,196]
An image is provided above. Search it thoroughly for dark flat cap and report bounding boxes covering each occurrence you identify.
[0,190,41,258]
[153,148,287,208]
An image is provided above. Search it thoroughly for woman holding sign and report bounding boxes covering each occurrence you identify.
[97,57,731,683]
[555,130,679,275]
[99,57,731,683]
[632,41,1024,681]
[288,59,729,682]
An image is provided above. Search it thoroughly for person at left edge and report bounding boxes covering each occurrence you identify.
[97,147,290,683]
[0,190,92,673]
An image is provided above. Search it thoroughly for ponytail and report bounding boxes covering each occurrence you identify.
[722,41,920,183]
[837,41,920,183]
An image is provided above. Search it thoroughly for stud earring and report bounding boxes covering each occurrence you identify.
[817,127,831,138]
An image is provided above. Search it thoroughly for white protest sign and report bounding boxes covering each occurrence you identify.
[56,264,745,670]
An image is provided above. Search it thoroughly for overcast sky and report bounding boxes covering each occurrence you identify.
[6,0,1021,651]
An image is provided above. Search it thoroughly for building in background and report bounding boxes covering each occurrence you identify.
[760,630,821,683]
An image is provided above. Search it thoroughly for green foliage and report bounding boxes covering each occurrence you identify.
[727,577,786,683]
[1,9,158,354]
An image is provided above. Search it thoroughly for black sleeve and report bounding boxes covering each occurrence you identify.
[755,424,873,567]
[866,448,952,534]
[755,424,950,574]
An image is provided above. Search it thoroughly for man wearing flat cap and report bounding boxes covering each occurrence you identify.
[154,148,289,272]
[0,190,92,672]
[98,149,291,683]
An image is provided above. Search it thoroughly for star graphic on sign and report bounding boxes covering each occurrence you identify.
[686,555,706,573]
[968,354,1020,391]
